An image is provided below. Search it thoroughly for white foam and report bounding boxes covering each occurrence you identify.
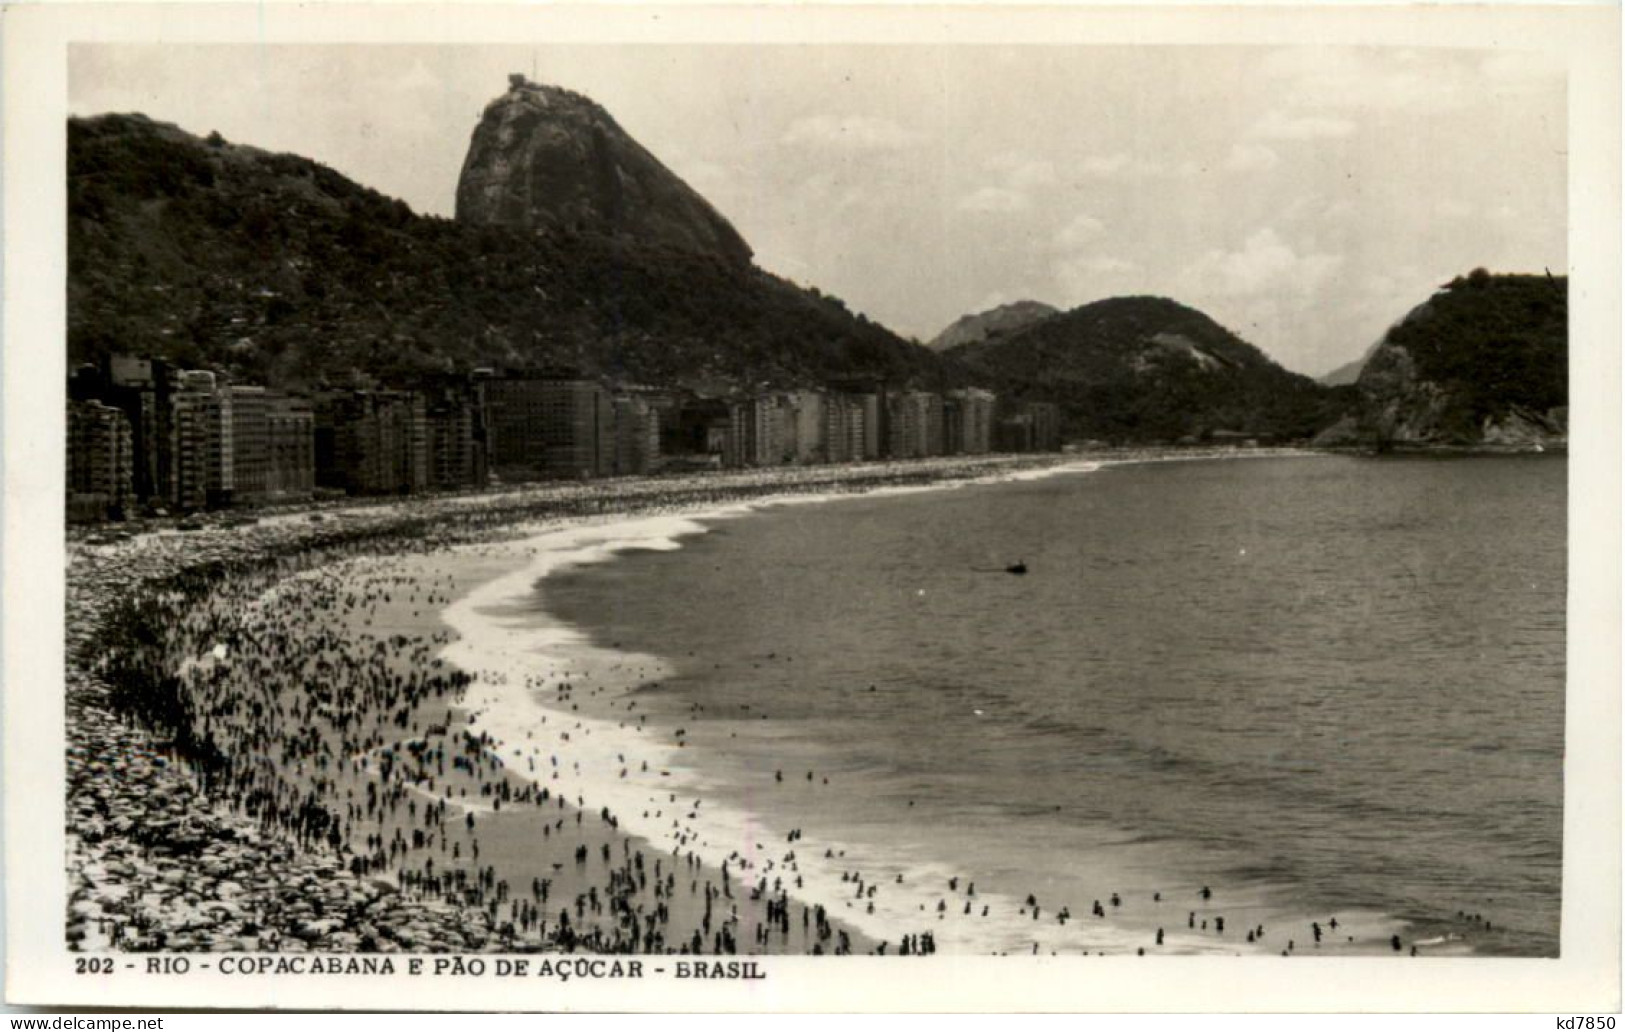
[1000,460,1102,482]
[231,457,1361,953]
[432,478,1292,954]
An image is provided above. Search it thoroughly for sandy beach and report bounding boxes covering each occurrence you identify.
[67,454,1135,955]
[70,447,1449,957]
[426,456,1422,958]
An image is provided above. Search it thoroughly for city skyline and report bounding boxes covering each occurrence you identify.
[68,41,1567,378]
[66,353,1046,523]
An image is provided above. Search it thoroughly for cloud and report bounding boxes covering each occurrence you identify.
[781,114,925,151]
[1253,47,1559,118]
[1053,213,1106,249]
[1321,198,1356,221]
[1178,227,1344,299]
[676,158,737,197]
[987,154,1058,191]
[1077,153,1137,178]
[1275,195,1360,231]
[1075,152,1204,181]
[1223,143,1280,173]
[957,186,1031,213]
[972,287,1042,313]
[1080,256,1139,275]
[1050,203,1140,299]
[1250,110,1357,141]
[384,60,441,96]
[1055,254,1141,299]
[1478,50,1565,99]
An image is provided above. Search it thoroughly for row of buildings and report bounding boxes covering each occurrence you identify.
[69,359,320,522]
[66,357,1061,522]
[676,386,1005,469]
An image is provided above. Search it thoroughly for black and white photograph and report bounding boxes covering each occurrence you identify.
[3,1,1619,1015]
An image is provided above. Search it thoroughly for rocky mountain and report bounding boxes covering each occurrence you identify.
[67,110,949,392]
[456,76,753,267]
[1317,269,1567,448]
[928,300,1059,351]
[945,296,1344,443]
[1318,342,1379,386]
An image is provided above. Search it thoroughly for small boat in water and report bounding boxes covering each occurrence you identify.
[971,560,1029,575]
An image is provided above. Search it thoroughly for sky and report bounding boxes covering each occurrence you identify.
[69,42,1567,376]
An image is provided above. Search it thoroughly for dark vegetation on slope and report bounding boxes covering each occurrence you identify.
[68,114,955,392]
[69,115,1561,450]
[1361,269,1567,433]
[948,295,1350,443]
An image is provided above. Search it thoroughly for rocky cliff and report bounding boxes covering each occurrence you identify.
[455,76,753,267]
[1315,270,1567,449]
[928,300,1059,351]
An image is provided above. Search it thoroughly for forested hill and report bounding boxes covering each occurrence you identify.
[1345,269,1568,447]
[946,295,1346,443]
[67,113,952,392]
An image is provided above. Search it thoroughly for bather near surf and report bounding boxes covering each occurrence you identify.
[65,450,1564,957]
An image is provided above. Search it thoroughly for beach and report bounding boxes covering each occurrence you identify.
[68,454,1119,955]
[70,447,1527,957]
[438,451,1485,959]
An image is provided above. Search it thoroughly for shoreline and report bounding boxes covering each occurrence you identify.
[67,453,1115,954]
[67,445,1315,544]
[429,459,1122,956]
[68,446,1492,956]
[433,451,1430,957]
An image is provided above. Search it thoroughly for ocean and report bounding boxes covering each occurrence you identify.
[457,453,1566,956]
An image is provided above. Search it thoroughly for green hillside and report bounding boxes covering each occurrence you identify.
[68,114,953,392]
[1358,269,1567,441]
[947,295,1345,443]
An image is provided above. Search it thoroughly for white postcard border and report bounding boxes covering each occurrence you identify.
[4,1,1619,1012]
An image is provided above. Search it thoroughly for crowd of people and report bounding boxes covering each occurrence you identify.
[67,451,1450,957]
[71,456,1083,954]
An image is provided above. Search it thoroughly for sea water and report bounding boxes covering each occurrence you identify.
[482,455,1567,955]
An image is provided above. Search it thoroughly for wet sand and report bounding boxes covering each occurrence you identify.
[424,491,1445,958]
[317,549,883,954]
[69,456,1093,954]
[69,449,1468,956]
